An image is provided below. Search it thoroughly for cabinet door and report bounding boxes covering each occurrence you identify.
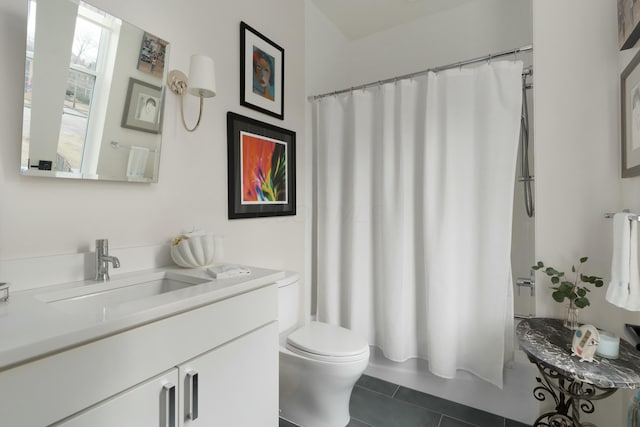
[180,322,278,426]
[54,368,179,427]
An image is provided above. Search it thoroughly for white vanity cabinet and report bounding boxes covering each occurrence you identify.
[179,323,278,426]
[53,368,180,427]
[55,322,278,427]
[0,282,279,427]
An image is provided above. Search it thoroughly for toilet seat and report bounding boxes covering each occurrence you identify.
[286,321,369,363]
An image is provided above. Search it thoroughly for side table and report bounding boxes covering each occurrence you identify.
[516,318,640,427]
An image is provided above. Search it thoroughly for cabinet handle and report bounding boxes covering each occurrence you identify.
[187,371,199,420]
[163,383,176,427]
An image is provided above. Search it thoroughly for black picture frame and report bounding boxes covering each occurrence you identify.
[121,78,163,134]
[618,0,640,50]
[227,112,295,219]
[621,48,640,177]
[240,21,285,120]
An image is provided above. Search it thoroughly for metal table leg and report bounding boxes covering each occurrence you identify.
[528,357,617,427]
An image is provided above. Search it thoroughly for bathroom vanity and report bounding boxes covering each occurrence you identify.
[0,266,283,426]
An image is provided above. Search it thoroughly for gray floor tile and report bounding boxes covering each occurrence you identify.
[505,420,528,427]
[281,375,522,427]
[347,417,375,427]
[350,385,441,427]
[394,387,505,427]
[356,374,400,397]
[279,418,299,427]
[280,415,372,427]
[439,416,480,427]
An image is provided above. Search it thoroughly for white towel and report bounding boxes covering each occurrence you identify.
[126,146,149,178]
[606,212,640,310]
[207,264,251,279]
[629,217,640,310]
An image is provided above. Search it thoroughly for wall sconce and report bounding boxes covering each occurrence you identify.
[167,54,216,132]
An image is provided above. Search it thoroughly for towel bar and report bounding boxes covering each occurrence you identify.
[110,141,158,153]
[604,212,640,222]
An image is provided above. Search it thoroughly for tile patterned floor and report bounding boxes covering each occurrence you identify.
[279,374,530,427]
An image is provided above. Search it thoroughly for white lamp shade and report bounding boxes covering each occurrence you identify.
[188,54,216,98]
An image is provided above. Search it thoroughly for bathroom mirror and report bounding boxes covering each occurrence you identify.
[20,0,170,182]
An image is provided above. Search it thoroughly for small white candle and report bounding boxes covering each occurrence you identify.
[596,330,620,359]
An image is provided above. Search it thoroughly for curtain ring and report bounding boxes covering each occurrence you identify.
[487,54,492,65]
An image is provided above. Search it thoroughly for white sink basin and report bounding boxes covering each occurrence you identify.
[36,271,211,321]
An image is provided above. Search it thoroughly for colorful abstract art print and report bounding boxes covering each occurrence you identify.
[240,22,284,119]
[240,131,287,204]
[227,112,295,219]
[137,32,168,78]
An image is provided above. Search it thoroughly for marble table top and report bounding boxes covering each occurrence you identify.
[516,318,640,389]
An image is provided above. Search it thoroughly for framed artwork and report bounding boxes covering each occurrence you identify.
[121,78,163,134]
[137,32,168,77]
[240,21,285,120]
[621,49,640,177]
[618,0,640,50]
[227,112,295,219]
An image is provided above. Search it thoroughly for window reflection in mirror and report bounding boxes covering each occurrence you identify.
[21,0,169,182]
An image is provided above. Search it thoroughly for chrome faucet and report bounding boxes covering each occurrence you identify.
[95,239,120,281]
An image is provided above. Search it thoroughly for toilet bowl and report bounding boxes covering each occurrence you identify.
[277,274,370,427]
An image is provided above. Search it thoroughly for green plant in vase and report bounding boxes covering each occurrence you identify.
[532,257,604,329]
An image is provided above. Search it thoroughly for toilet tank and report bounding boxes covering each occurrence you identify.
[276,272,301,333]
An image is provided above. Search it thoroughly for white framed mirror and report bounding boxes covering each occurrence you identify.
[20,0,170,182]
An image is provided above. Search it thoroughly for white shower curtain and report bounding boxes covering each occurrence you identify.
[313,61,523,388]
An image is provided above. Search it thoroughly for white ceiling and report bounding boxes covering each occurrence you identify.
[309,0,479,40]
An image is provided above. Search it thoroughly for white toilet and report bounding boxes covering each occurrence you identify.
[277,272,370,427]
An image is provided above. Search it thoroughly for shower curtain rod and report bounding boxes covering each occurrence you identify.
[308,44,533,101]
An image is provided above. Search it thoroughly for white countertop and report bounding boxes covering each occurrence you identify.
[0,265,284,370]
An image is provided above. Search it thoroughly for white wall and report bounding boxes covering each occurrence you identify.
[0,0,306,285]
[533,0,620,323]
[306,0,533,95]
[533,1,629,424]
[345,0,532,87]
[305,0,350,96]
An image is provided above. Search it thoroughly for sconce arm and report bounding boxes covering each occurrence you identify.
[180,95,204,132]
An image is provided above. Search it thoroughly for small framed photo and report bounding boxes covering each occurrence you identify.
[621,49,640,177]
[240,22,284,120]
[121,78,163,134]
[137,32,168,77]
[618,0,640,50]
[227,112,295,219]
